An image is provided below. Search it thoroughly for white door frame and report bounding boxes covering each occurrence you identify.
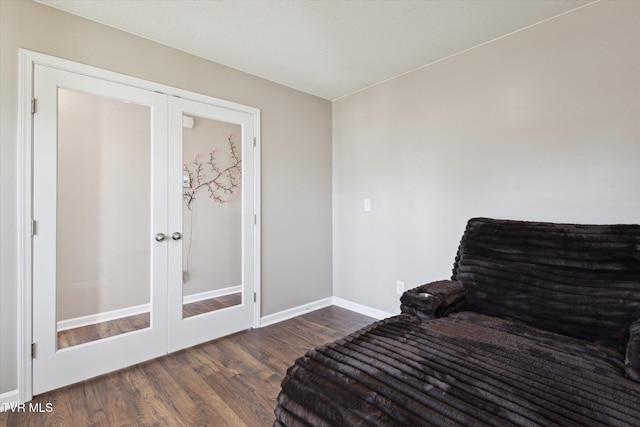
[16,49,261,403]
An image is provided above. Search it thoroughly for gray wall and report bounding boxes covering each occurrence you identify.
[332,1,640,314]
[56,89,152,321]
[0,0,332,394]
[182,118,243,297]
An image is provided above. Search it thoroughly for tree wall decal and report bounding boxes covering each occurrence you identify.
[182,135,241,209]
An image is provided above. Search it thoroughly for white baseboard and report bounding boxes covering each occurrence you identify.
[182,285,241,304]
[332,297,396,320]
[0,389,19,412]
[56,303,150,332]
[259,296,396,328]
[56,287,242,332]
[259,297,333,327]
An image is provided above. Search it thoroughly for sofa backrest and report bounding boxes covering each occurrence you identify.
[452,217,640,354]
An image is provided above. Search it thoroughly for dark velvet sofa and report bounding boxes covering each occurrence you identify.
[274,218,640,426]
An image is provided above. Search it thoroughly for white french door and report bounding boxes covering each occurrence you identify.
[31,62,258,395]
[167,97,256,352]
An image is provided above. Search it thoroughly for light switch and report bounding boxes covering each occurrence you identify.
[364,198,371,212]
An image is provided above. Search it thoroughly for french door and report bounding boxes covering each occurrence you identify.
[167,97,255,352]
[31,63,257,394]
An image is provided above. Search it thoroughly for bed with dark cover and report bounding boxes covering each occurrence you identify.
[274,218,640,426]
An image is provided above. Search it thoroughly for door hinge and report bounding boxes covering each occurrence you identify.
[253,137,256,148]
[31,343,36,358]
[253,292,257,303]
[31,220,37,236]
[254,214,257,225]
[31,98,36,114]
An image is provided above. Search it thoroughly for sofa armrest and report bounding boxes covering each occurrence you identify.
[625,318,640,382]
[400,280,466,319]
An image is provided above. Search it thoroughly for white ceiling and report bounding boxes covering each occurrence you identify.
[36,0,594,100]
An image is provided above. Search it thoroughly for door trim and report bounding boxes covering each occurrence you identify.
[17,49,261,402]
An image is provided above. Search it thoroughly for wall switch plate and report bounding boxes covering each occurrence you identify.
[183,174,190,188]
[396,280,405,295]
[364,198,372,212]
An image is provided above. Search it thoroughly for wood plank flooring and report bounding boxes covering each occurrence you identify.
[183,293,242,318]
[57,312,151,350]
[1,306,375,427]
[57,293,243,349]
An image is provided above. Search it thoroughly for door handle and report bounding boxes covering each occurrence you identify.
[172,232,182,241]
[155,233,167,242]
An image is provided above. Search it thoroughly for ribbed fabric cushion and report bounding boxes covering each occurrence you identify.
[275,313,640,426]
[452,218,640,354]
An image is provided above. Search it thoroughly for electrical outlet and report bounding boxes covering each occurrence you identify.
[396,280,405,295]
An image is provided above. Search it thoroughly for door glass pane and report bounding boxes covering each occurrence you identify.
[56,88,152,349]
[181,115,242,318]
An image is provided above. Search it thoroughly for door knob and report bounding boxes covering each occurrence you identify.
[172,232,182,241]
[155,233,167,242]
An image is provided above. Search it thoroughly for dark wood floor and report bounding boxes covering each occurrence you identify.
[183,292,242,318]
[1,306,374,427]
[57,293,243,349]
[57,312,151,350]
